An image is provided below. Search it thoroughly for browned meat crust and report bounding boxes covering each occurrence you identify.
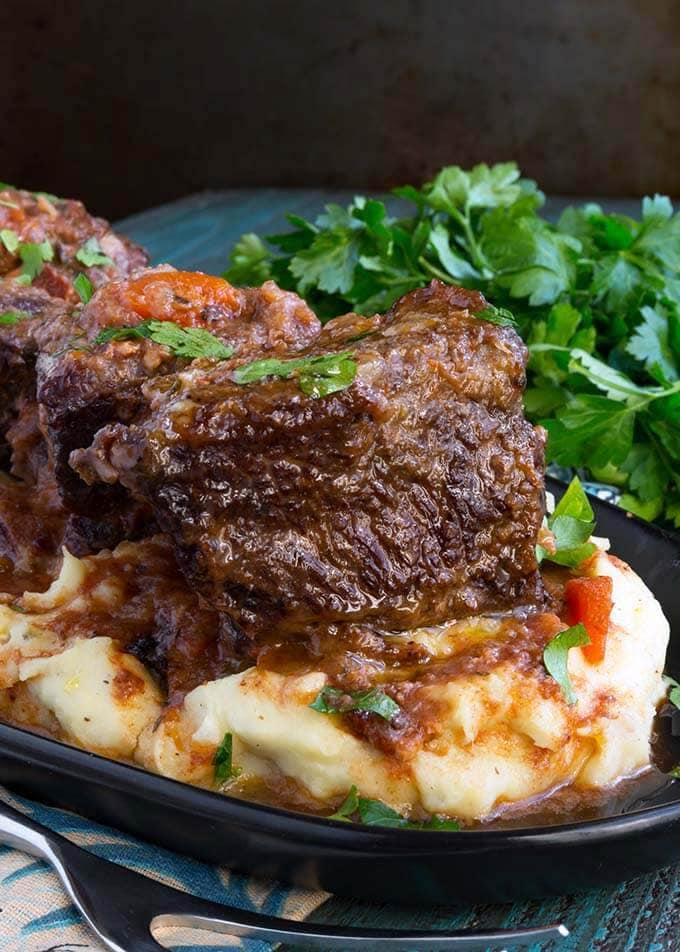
[74,281,546,637]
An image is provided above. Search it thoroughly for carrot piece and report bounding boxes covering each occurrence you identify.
[564,575,614,664]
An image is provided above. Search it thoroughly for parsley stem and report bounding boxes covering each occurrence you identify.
[418,256,454,284]
[451,205,488,273]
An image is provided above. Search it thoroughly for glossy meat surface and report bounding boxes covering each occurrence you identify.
[76,282,546,636]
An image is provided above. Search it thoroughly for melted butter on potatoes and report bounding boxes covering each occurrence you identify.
[0,543,670,823]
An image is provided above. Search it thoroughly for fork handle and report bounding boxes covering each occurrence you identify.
[154,910,570,950]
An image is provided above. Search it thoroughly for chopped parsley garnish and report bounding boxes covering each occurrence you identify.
[543,623,590,705]
[669,765,680,780]
[75,237,114,268]
[213,732,240,782]
[310,685,400,722]
[329,786,460,830]
[224,162,680,530]
[95,324,149,344]
[233,350,357,398]
[95,320,234,360]
[73,273,94,304]
[0,311,26,326]
[0,228,19,254]
[477,303,516,326]
[16,240,53,285]
[537,476,597,568]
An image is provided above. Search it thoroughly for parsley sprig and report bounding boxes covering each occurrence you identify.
[95,320,234,360]
[538,476,597,568]
[329,785,460,830]
[225,163,680,529]
[310,685,400,722]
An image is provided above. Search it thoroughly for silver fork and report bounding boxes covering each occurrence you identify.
[0,799,569,951]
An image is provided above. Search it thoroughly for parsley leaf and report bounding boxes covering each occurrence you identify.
[544,395,637,469]
[477,303,516,327]
[290,228,360,295]
[95,324,151,344]
[627,305,678,385]
[147,322,234,360]
[73,273,94,304]
[328,786,460,830]
[75,237,114,268]
[543,623,590,705]
[213,732,240,782]
[357,798,410,827]
[16,240,53,284]
[424,162,522,215]
[233,350,357,398]
[310,685,400,722]
[226,233,272,285]
[669,766,680,780]
[538,476,597,568]
[0,311,25,326]
[95,320,234,360]
[329,784,360,821]
[0,228,19,254]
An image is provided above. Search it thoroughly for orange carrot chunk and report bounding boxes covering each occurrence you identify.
[564,575,614,664]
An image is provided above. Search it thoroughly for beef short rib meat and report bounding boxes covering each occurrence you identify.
[75,281,546,636]
[36,268,319,552]
[0,187,151,565]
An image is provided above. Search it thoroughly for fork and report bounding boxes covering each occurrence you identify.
[0,799,569,951]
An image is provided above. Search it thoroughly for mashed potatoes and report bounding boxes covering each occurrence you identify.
[0,545,669,823]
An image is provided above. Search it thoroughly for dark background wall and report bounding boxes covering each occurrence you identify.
[1,0,678,219]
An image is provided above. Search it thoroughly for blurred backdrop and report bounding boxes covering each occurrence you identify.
[1,0,678,218]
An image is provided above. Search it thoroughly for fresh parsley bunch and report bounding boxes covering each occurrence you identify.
[225,162,680,528]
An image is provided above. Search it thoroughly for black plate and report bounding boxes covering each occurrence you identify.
[0,478,678,905]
